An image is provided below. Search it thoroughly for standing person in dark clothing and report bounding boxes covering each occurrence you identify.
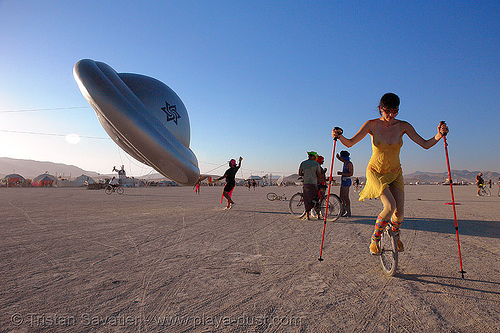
[215,157,243,210]
[298,151,322,220]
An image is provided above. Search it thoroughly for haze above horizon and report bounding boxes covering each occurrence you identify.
[1,1,498,179]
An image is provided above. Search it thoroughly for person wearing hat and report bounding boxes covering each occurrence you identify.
[337,150,354,217]
[298,151,322,220]
[215,157,243,209]
[316,155,328,201]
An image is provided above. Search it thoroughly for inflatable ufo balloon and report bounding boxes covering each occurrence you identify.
[73,59,200,185]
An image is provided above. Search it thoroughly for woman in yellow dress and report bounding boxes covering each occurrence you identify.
[332,93,449,255]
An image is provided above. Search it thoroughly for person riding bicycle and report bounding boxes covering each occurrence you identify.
[332,92,449,255]
[109,177,119,188]
[476,173,484,196]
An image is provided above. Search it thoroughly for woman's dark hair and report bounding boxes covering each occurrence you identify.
[378,93,400,115]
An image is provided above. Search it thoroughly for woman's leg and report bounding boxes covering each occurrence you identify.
[389,183,404,231]
[389,184,405,251]
[370,187,397,254]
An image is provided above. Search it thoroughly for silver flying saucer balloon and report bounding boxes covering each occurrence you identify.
[73,59,199,185]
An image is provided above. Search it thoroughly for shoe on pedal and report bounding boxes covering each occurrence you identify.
[370,239,381,255]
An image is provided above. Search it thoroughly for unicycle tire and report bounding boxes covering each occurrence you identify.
[380,227,398,276]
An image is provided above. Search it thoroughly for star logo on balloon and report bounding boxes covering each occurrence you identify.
[161,101,181,125]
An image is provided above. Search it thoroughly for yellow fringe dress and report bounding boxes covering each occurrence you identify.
[359,136,404,201]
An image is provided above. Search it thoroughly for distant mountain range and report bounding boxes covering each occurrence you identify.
[1,157,498,183]
[404,170,500,183]
[0,157,100,179]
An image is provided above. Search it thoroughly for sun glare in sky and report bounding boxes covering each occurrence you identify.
[65,133,81,145]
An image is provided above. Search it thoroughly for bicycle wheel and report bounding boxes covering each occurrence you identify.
[289,193,304,216]
[105,186,113,195]
[116,187,124,195]
[320,194,342,222]
[479,187,490,196]
[267,192,277,201]
[380,227,398,276]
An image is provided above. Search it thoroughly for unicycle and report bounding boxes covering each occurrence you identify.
[379,223,398,276]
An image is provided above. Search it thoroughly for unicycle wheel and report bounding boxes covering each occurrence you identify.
[379,227,398,276]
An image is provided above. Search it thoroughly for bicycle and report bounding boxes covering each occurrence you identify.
[289,191,342,222]
[105,184,124,195]
[478,183,490,196]
[267,192,287,201]
[379,222,399,276]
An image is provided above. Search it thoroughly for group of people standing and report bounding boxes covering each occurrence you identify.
[298,150,354,220]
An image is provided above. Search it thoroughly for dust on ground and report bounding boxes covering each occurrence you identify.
[1,185,498,332]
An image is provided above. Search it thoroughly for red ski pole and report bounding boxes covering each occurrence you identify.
[441,121,466,279]
[319,127,342,261]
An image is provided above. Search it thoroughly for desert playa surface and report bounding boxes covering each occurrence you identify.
[1,184,499,332]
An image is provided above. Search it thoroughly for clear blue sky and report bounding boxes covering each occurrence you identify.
[1,0,498,179]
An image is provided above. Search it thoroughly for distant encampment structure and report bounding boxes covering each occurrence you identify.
[32,173,57,187]
[2,174,28,187]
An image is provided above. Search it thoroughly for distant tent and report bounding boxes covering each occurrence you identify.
[3,173,25,187]
[277,175,284,186]
[75,174,95,186]
[33,173,57,187]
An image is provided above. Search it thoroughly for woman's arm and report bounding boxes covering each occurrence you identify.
[332,120,372,148]
[404,121,449,149]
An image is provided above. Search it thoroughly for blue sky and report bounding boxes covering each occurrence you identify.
[1,0,498,179]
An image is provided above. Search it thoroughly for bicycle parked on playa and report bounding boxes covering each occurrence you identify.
[288,190,342,222]
[105,184,124,195]
[267,193,287,201]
